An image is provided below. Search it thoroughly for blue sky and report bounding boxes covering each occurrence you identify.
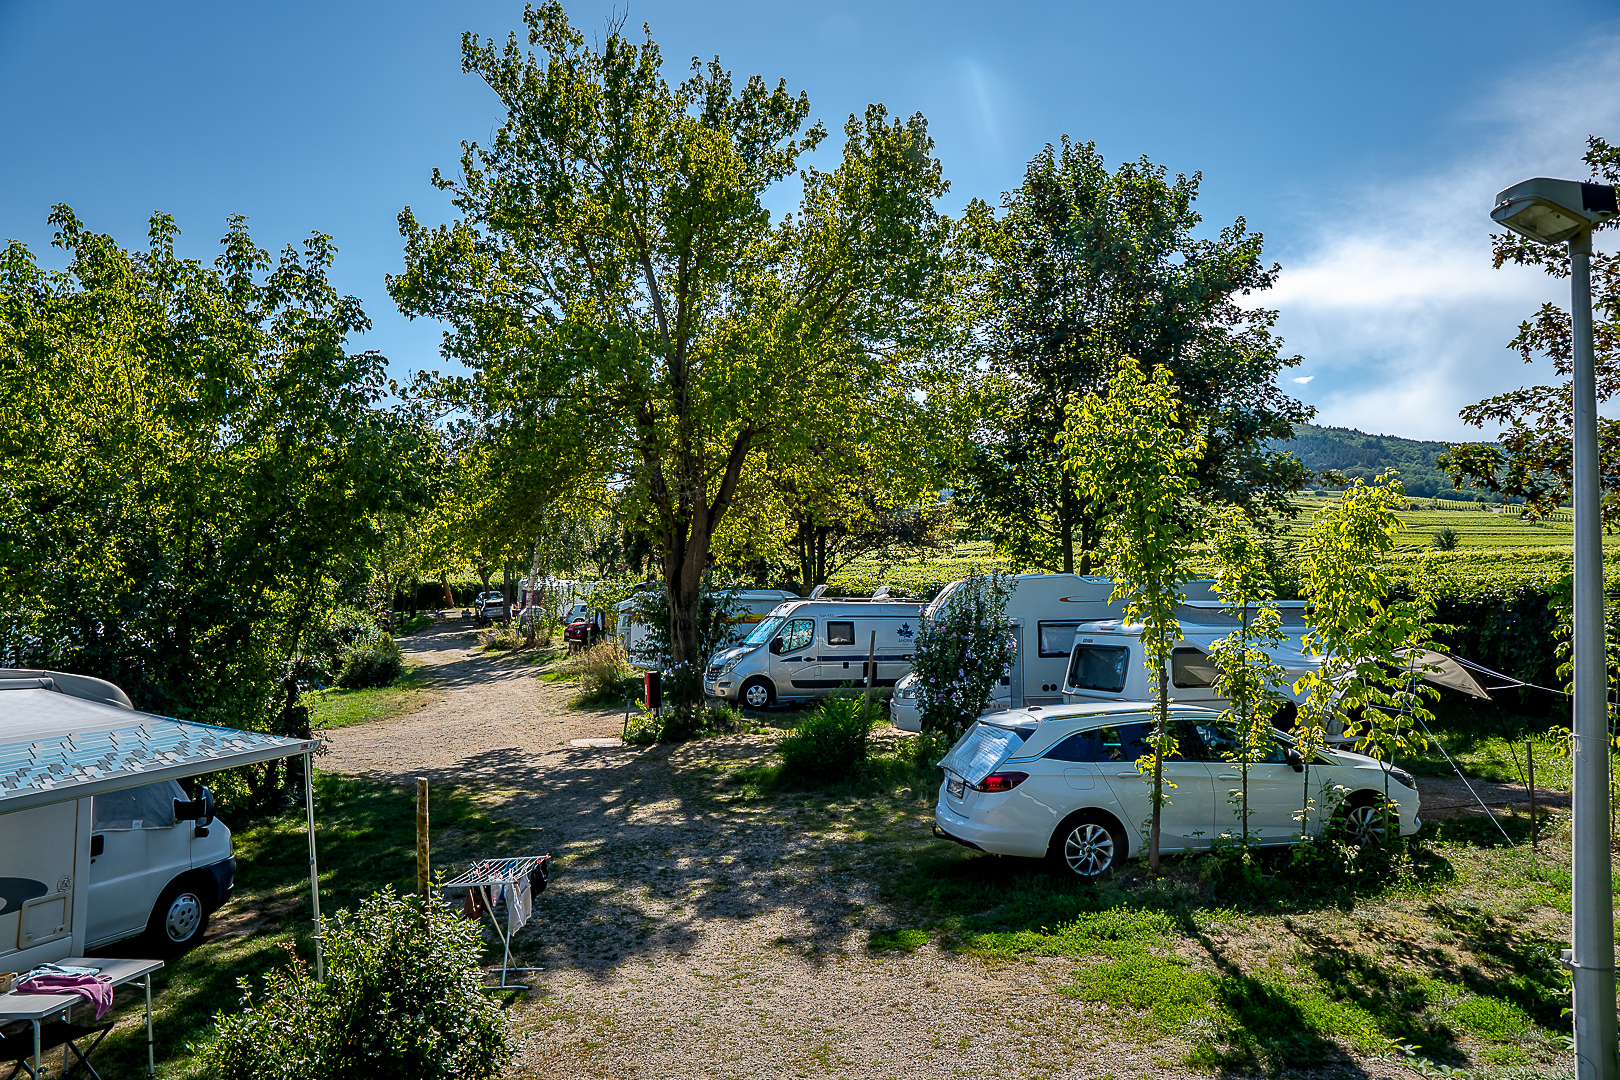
[2,0,1616,439]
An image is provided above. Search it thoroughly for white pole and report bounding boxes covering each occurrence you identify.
[303,752,325,983]
[1567,227,1616,1080]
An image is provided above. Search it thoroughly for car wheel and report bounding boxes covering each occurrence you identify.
[739,678,775,710]
[148,878,210,954]
[1338,795,1391,848]
[1049,812,1126,879]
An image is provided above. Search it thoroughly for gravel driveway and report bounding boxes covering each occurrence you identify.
[322,621,1440,1080]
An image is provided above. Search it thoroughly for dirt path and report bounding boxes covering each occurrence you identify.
[320,621,1415,1080]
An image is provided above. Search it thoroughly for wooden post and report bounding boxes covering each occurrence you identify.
[1526,739,1538,854]
[861,630,878,722]
[416,777,430,894]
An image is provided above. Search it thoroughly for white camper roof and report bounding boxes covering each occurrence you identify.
[0,671,319,815]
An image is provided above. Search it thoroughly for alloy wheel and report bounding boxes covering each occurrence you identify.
[1063,822,1116,877]
[743,682,770,709]
[1344,803,1388,847]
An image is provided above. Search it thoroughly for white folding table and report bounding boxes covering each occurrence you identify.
[0,957,163,1078]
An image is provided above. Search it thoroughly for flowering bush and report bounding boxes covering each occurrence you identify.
[912,571,1016,739]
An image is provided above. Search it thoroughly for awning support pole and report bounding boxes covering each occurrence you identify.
[303,752,325,982]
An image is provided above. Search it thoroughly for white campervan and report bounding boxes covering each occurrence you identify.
[617,589,800,667]
[890,574,1219,731]
[702,594,923,709]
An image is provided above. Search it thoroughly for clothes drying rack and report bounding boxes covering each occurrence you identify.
[439,855,551,988]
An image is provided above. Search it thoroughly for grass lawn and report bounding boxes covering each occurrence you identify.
[86,774,524,1078]
[303,668,429,730]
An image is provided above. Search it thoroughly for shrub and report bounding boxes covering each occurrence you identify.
[336,634,404,689]
[561,641,638,705]
[623,702,744,744]
[778,696,875,782]
[1432,527,1461,551]
[911,571,1016,739]
[475,624,523,650]
[197,888,512,1080]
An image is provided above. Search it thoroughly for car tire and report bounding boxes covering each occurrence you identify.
[1048,811,1127,879]
[738,677,775,710]
[147,876,211,955]
[1337,793,1393,848]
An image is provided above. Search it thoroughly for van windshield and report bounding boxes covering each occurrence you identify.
[742,616,784,646]
[937,722,1033,785]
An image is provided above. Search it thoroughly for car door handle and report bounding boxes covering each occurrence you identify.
[1115,772,1143,778]
[1217,774,1241,780]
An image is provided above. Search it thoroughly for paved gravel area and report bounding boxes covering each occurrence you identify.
[320,620,1421,1080]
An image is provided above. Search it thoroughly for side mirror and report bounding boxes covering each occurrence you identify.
[1286,747,1305,773]
[176,785,216,828]
[768,638,783,655]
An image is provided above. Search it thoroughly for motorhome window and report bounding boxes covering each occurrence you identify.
[779,618,814,653]
[1069,646,1130,693]
[1037,621,1082,658]
[93,780,184,831]
[1171,647,1217,688]
[826,621,855,645]
[743,616,784,646]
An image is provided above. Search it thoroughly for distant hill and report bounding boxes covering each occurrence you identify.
[1276,423,1480,501]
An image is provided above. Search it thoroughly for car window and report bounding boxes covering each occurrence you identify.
[1046,721,1203,762]
[1192,722,1291,764]
[779,618,814,653]
[94,780,184,831]
[826,621,855,645]
[1171,648,1217,688]
[1069,645,1130,693]
[1037,621,1081,658]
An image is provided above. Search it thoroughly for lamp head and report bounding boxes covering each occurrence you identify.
[1492,177,1617,245]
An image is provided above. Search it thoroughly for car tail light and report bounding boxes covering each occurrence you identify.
[972,772,1028,793]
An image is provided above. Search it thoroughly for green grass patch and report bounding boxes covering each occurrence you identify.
[85,773,521,1078]
[868,927,928,953]
[1445,995,1535,1042]
[1061,948,1217,1033]
[303,668,427,729]
[393,612,435,636]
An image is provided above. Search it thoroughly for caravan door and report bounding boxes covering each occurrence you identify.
[1005,622,1025,709]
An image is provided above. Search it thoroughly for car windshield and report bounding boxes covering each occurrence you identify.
[937,721,1033,785]
[742,616,784,646]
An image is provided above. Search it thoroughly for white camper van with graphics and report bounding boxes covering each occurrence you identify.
[703,595,923,708]
[890,575,1220,731]
[616,589,801,666]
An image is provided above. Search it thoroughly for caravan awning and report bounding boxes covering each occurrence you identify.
[0,681,319,814]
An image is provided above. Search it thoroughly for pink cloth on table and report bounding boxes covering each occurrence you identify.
[16,974,114,1019]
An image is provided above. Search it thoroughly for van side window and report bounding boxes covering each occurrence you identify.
[1037,621,1081,658]
[826,621,855,645]
[93,781,183,830]
[1069,646,1130,693]
[1171,647,1217,688]
[779,618,814,653]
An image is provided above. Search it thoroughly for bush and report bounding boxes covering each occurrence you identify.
[1431,527,1461,551]
[911,571,1015,739]
[561,641,638,705]
[778,696,876,782]
[623,701,744,744]
[197,888,512,1080]
[475,624,524,650]
[336,634,405,689]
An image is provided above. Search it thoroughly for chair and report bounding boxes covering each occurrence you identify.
[1,1018,114,1080]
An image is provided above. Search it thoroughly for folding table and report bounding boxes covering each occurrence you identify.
[0,958,162,1079]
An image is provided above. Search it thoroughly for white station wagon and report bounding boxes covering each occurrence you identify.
[932,702,1421,878]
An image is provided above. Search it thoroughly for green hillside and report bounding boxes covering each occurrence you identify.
[1278,423,1479,501]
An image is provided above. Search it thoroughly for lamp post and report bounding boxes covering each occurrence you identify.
[1492,176,1618,1080]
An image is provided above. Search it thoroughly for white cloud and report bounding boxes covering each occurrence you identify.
[1292,375,1314,385]
[1264,35,1620,442]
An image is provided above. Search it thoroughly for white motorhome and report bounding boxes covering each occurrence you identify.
[616,589,800,667]
[0,669,319,973]
[702,594,923,709]
[1060,601,1488,737]
[890,574,1219,731]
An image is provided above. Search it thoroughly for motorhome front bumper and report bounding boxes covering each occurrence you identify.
[203,856,236,910]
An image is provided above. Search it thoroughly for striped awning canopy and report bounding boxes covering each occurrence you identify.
[0,675,318,814]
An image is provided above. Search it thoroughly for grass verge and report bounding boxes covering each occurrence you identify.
[303,669,427,730]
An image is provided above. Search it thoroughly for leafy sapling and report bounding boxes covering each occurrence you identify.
[1207,505,1289,853]
[1064,356,1205,874]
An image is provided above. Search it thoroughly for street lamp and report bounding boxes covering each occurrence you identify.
[1493,175,1618,1080]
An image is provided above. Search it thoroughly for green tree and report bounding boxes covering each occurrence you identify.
[390,4,953,705]
[1206,505,1289,851]
[0,208,431,802]
[911,571,1016,740]
[1292,473,1436,836]
[1441,135,1619,518]
[957,137,1312,572]
[1065,356,1205,873]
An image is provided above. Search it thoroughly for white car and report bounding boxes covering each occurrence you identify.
[891,670,1014,732]
[933,702,1421,878]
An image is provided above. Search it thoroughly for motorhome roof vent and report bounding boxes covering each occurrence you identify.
[872,586,892,598]
[810,584,829,599]
[0,677,55,692]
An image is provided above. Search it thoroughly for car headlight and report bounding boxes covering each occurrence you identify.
[895,680,918,701]
[719,655,743,677]
[1386,766,1417,791]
